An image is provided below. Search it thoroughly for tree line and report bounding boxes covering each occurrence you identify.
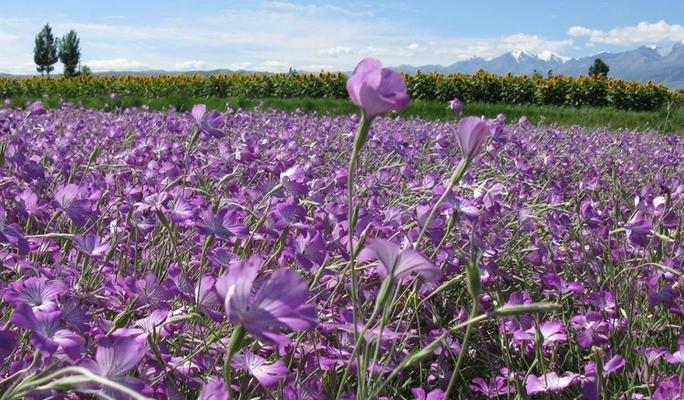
[33,23,87,77]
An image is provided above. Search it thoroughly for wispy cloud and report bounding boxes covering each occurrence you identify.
[86,58,152,71]
[0,4,681,75]
[568,20,684,45]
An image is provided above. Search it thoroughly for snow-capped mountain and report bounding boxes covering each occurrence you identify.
[395,45,684,88]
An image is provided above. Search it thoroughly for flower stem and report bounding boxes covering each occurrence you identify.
[345,113,372,389]
[414,158,469,248]
[223,325,246,397]
[443,301,479,399]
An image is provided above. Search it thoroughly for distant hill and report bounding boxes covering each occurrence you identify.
[395,44,684,89]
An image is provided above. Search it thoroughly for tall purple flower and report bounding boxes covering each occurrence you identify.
[456,116,491,161]
[81,332,147,400]
[231,350,289,387]
[3,277,66,311]
[11,303,83,361]
[197,208,249,240]
[55,184,92,226]
[448,98,463,113]
[191,104,225,138]
[346,57,410,118]
[216,256,318,345]
[359,238,442,283]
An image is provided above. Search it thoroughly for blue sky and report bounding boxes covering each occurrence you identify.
[1,0,683,74]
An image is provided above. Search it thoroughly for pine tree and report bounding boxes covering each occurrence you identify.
[33,24,59,76]
[588,58,610,78]
[59,30,81,77]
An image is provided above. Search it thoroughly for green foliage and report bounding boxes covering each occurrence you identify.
[33,24,59,76]
[589,58,610,78]
[0,69,678,111]
[59,30,81,78]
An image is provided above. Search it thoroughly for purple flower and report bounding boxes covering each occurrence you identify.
[653,375,682,400]
[3,277,66,311]
[198,377,229,400]
[197,208,249,240]
[346,57,410,118]
[191,104,225,138]
[125,272,177,309]
[665,346,684,364]
[456,116,491,161]
[168,197,194,222]
[525,372,579,395]
[231,350,289,387]
[448,98,463,113]
[81,332,147,400]
[16,189,47,219]
[359,238,442,283]
[295,232,326,270]
[519,115,532,130]
[110,92,118,100]
[55,184,92,226]
[0,205,29,256]
[216,256,318,345]
[411,387,446,400]
[625,210,650,246]
[584,354,626,385]
[27,100,46,117]
[11,303,83,361]
[469,376,516,397]
[0,330,17,363]
[569,311,610,348]
[73,234,110,257]
[515,319,567,347]
[640,347,667,365]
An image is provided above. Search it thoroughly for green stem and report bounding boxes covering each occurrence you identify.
[442,302,479,399]
[414,158,469,247]
[223,325,247,397]
[345,113,372,393]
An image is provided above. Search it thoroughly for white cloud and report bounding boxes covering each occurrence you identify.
[174,60,209,70]
[498,34,573,54]
[568,20,684,45]
[4,6,677,74]
[85,58,151,71]
[252,60,291,72]
[318,46,352,57]
[228,62,252,71]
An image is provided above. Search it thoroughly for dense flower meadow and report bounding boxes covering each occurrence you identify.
[0,58,682,399]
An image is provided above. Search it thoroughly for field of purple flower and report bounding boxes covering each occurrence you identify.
[0,58,683,400]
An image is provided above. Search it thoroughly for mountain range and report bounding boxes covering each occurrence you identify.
[2,45,683,89]
[395,44,684,89]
